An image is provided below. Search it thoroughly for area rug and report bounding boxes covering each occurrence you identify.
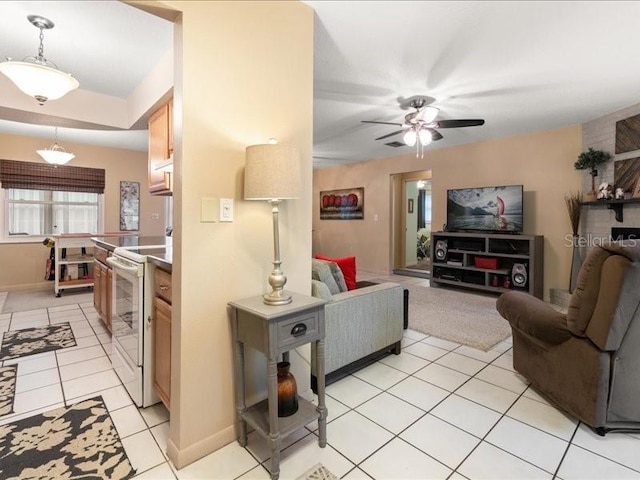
[0,396,135,479]
[1,289,93,314]
[296,463,338,480]
[0,365,17,417]
[0,323,76,361]
[406,284,511,351]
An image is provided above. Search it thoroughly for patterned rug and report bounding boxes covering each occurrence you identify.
[0,323,76,361]
[0,396,135,479]
[0,365,17,417]
[297,463,338,480]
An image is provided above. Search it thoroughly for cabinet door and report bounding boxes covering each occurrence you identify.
[153,296,172,409]
[105,267,113,333]
[93,262,103,318]
[148,103,171,195]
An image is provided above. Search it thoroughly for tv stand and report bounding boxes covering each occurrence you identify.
[430,231,543,298]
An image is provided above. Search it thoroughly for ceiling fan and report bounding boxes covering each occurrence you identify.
[361,96,485,156]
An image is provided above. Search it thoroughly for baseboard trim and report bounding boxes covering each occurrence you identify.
[167,424,236,470]
[0,282,53,292]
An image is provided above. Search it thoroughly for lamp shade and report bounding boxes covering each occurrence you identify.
[244,144,301,200]
[36,145,75,165]
[0,60,79,104]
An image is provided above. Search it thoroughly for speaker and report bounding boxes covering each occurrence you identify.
[435,240,448,261]
[512,263,528,287]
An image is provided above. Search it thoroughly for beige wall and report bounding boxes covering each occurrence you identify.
[314,125,583,299]
[0,132,165,290]
[159,0,314,468]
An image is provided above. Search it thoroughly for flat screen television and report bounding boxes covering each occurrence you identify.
[446,185,523,233]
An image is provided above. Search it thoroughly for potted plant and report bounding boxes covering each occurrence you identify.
[574,148,612,199]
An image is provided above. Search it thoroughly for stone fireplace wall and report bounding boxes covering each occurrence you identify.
[581,102,640,241]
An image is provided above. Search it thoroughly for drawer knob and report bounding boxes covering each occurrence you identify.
[159,285,169,291]
[290,323,307,337]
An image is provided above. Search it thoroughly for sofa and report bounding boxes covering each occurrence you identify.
[496,242,640,434]
[310,258,404,391]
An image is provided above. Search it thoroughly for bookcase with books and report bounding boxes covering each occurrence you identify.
[430,231,544,299]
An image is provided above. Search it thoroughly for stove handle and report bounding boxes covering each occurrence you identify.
[106,256,139,273]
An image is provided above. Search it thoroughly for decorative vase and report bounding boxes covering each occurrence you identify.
[277,361,298,417]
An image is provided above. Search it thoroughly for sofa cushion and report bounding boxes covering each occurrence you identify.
[311,259,341,295]
[311,279,333,301]
[324,260,348,292]
[315,254,357,290]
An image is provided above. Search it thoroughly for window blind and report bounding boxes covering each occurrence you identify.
[0,159,105,194]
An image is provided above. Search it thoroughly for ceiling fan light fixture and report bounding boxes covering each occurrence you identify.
[37,127,75,165]
[403,129,417,147]
[0,15,79,105]
[420,106,439,123]
[418,129,432,146]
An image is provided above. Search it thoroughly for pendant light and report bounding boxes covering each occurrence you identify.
[37,127,75,165]
[0,15,79,105]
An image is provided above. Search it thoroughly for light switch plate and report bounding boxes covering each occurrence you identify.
[220,198,234,222]
[201,197,218,223]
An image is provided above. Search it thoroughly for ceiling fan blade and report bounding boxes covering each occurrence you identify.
[426,128,443,141]
[434,119,485,128]
[375,130,404,141]
[361,120,403,126]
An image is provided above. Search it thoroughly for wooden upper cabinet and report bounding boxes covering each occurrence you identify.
[148,100,173,196]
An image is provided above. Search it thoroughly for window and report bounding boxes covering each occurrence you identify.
[6,188,102,237]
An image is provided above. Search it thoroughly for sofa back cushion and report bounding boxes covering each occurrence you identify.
[568,244,631,338]
[315,254,357,290]
[311,279,333,301]
[311,259,341,295]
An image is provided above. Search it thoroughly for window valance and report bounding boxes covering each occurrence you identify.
[0,159,105,194]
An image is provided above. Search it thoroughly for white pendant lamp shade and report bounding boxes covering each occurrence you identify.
[0,61,79,104]
[403,130,417,147]
[420,106,440,123]
[0,15,79,105]
[37,128,75,165]
[418,129,433,146]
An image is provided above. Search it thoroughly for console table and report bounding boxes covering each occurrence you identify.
[229,292,327,480]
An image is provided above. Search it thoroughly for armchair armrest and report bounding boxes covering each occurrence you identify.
[497,291,572,346]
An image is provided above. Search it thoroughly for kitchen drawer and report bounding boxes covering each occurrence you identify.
[277,313,318,350]
[95,246,110,265]
[154,268,172,303]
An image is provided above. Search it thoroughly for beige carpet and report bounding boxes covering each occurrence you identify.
[406,284,511,351]
[1,288,93,313]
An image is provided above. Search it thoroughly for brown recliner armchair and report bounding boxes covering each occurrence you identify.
[496,242,640,435]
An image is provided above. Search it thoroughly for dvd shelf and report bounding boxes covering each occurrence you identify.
[430,231,544,298]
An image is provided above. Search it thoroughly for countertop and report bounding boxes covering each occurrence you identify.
[148,248,173,271]
[91,235,171,252]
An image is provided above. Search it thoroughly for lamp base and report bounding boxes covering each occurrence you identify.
[263,290,292,306]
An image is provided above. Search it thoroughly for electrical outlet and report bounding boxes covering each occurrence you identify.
[220,198,234,222]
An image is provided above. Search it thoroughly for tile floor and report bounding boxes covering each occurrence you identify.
[1,276,640,480]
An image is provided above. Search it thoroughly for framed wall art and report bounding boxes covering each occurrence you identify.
[120,181,140,231]
[320,187,364,220]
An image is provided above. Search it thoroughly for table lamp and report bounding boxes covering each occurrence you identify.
[245,141,301,305]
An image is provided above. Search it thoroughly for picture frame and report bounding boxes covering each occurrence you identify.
[408,198,414,214]
[320,187,364,220]
[633,176,640,199]
[119,181,140,231]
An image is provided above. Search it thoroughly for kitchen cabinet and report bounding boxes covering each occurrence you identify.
[153,267,172,409]
[93,246,112,332]
[148,100,173,196]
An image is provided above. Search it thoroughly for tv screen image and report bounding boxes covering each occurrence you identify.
[447,185,523,232]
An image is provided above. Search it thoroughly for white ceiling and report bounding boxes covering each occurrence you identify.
[2,2,640,166]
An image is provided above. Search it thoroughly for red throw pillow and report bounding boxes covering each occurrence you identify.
[315,254,357,290]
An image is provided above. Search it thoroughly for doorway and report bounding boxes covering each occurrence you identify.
[391,171,432,278]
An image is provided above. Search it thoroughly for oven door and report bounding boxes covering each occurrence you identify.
[107,255,144,366]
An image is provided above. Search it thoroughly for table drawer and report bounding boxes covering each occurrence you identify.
[277,313,318,349]
[154,268,172,303]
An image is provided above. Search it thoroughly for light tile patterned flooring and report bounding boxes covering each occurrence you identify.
[1,275,640,479]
